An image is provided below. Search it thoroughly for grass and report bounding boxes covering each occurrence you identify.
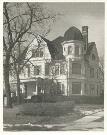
[76,104,104,111]
[3,103,104,125]
[3,103,104,131]
[3,101,78,125]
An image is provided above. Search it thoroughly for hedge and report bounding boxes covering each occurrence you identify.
[30,95,104,104]
[19,101,75,116]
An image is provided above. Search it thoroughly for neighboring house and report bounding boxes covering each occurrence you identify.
[10,26,104,97]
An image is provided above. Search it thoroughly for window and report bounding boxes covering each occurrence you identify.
[82,47,84,54]
[57,82,62,94]
[72,63,81,74]
[26,65,30,77]
[60,64,66,74]
[45,63,49,75]
[68,46,73,55]
[34,66,41,75]
[92,54,95,60]
[32,49,35,57]
[90,68,94,78]
[55,65,60,75]
[72,82,81,94]
[97,69,99,78]
[75,46,79,56]
[90,84,95,95]
[40,48,43,57]
[61,84,65,94]
[35,48,43,57]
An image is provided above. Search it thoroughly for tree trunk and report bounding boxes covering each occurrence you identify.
[16,72,21,104]
[4,57,12,108]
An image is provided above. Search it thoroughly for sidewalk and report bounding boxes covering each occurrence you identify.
[61,110,104,131]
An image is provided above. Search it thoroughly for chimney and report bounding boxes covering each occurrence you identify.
[82,26,88,50]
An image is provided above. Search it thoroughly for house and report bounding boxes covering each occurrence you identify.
[10,26,104,98]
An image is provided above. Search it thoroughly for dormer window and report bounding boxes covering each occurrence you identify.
[36,48,43,57]
[92,54,95,60]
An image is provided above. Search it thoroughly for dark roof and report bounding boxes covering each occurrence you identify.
[41,36,64,60]
[64,26,83,41]
[41,26,84,60]
[52,36,65,60]
[52,36,64,45]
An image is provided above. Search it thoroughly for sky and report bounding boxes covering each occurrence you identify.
[43,2,105,57]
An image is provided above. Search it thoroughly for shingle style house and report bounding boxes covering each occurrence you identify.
[11,26,104,97]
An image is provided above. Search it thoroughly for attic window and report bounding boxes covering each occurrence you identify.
[36,48,43,57]
[92,54,95,60]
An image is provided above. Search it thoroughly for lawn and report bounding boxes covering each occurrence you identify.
[3,103,104,131]
[4,103,103,124]
[3,101,79,125]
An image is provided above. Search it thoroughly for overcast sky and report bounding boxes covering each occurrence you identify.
[44,2,105,57]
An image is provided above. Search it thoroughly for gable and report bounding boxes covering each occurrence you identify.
[88,45,99,64]
[25,35,51,60]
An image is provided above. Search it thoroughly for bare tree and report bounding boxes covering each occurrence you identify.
[3,2,57,107]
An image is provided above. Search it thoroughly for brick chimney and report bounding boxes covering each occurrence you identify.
[82,26,88,50]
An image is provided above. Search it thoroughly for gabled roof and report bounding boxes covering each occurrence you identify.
[41,36,65,60]
[86,42,95,56]
[39,26,89,60]
[84,42,96,62]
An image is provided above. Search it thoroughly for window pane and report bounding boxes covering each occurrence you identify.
[90,68,94,77]
[55,65,60,75]
[72,63,81,74]
[35,48,43,57]
[68,46,72,55]
[92,54,95,60]
[45,63,49,75]
[32,49,35,57]
[75,46,79,56]
[26,65,30,77]
[90,84,95,95]
[36,51,39,57]
[72,82,81,94]
[34,66,41,75]
[60,64,65,74]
